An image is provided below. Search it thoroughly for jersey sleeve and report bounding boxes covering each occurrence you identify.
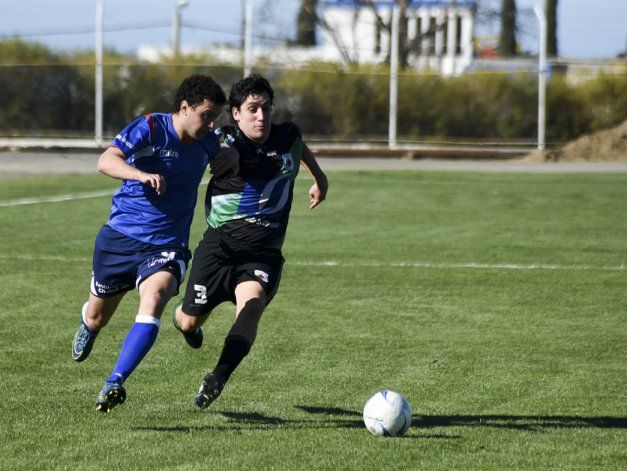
[199,129,222,160]
[281,122,302,143]
[111,116,153,161]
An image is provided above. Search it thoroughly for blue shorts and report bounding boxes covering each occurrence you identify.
[91,225,191,298]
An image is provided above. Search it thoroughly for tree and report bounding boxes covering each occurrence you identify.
[296,0,318,46]
[498,0,517,56]
[0,38,92,132]
[546,0,558,57]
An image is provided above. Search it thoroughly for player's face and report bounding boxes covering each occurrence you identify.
[182,99,221,140]
[232,93,272,144]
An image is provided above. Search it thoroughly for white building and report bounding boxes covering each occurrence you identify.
[138,1,476,76]
[320,0,476,75]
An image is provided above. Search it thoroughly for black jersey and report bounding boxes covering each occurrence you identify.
[205,123,302,248]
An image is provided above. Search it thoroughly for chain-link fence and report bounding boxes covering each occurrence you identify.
[1,40,626,147]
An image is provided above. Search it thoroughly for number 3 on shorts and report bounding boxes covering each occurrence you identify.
[194,284,207,304]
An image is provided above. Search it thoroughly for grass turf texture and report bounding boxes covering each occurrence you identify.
[0,170,625,469]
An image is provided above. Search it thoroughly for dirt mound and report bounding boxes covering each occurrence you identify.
[522,119,627,162]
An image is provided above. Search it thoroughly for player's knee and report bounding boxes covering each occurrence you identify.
[139,288,171,314]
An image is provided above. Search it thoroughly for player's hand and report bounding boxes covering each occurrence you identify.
[211,147,240,178]
[139,172,166,196]
[308,178,328,209]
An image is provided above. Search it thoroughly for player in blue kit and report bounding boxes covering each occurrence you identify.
[71,74,237,413]
[173,74,328,409]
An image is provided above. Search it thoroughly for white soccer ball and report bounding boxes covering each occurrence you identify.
[363,390,412,437]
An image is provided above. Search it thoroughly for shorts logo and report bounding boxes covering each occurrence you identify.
[254,270,269,283]
[147,251,176,268]
[194,284,207,304]
[95,280,118,295]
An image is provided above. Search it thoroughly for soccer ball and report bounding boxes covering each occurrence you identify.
[363,390,412,437]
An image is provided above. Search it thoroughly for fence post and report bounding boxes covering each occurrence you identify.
[534,5,547,151]
[389,5,400,149]
[95,0,104,146]
[244,0,254,77]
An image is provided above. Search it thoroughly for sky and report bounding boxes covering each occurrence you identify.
[0,0,625,60]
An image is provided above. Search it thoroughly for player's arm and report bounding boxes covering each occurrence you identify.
[97,146,166,195]
[210,145,240,178]
[300,141,328,209]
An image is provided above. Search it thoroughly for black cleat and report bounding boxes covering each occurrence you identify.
[181,327,203,349]
[195,372,225,410]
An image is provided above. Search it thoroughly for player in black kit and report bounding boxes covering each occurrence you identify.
[173,74,328,409]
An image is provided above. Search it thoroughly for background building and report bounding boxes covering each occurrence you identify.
[320,0,476,75]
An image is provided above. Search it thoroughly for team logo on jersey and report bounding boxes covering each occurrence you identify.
[158,150,179,158]
[282,153,294,170]
[115,133,134,149]
[254,270,269,283]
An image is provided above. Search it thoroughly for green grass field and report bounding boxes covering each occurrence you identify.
[0,169,625,469]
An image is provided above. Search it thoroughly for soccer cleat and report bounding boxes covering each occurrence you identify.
[96,381,126,413]
[195,372,225,410]
[181,327,203,349]
[72,323,98,362]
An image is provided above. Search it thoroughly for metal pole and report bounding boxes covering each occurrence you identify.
[95,0,104,146]
[388,5,400,149]
[240,0,246,51]
[534,5,547,151]
[172,8,181,56]
[244,0,254,77]
[172,1,189,57]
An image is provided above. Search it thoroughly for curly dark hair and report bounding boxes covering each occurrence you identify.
[174,74,226,111]
[228,74,274,111]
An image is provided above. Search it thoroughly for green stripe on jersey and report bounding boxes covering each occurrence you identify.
[207,193,243,228]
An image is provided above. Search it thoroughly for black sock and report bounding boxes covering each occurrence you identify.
[213,335,251,381]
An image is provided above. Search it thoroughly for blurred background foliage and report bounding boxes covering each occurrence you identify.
[1,38,625,142]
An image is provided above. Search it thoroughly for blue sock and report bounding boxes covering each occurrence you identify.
[106,315,160,384]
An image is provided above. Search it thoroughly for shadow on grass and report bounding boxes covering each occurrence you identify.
[130,409,362,434]
[130,405,625,434]
[299,406,627,431]
[416,414,626,430]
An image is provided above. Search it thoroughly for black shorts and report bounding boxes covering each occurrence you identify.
[182,228,284,316]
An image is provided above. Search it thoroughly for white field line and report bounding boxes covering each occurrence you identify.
[0,254,623,271]
[288,260,625,271]
[0,184,623,273]
[0,176,309,208]
[0,189,114,207]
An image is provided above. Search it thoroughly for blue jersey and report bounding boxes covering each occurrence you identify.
[107,113,220,247]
